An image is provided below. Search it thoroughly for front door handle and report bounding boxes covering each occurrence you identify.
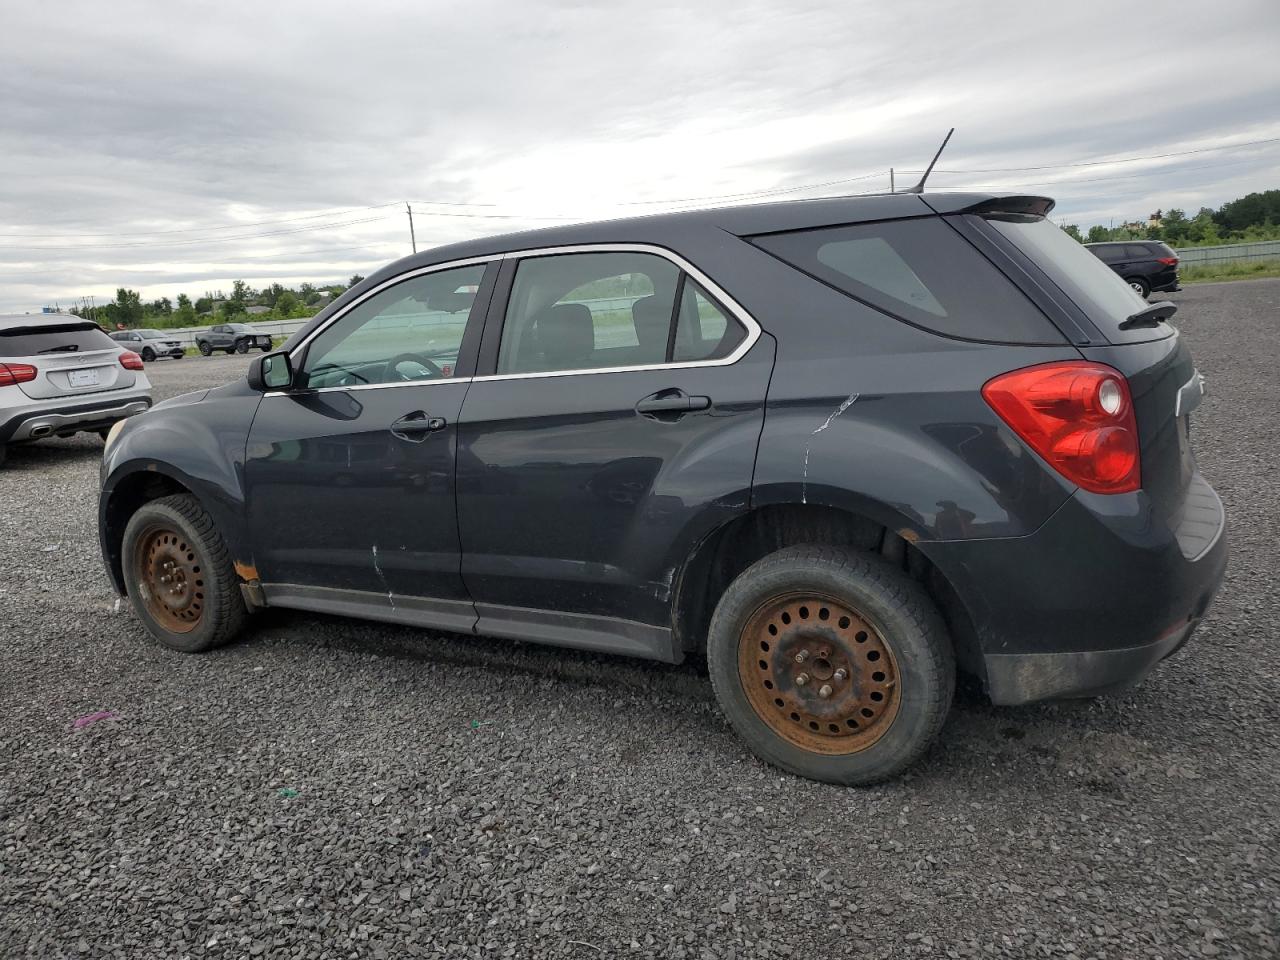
[390,411,447,441]
[635,390,712,419]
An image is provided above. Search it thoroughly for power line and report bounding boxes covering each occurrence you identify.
[0,202,405,239]
[895,135,1280,175]
[0,214,399,251]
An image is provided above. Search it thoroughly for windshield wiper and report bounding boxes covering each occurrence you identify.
[1119,300,1177,330]
[38,344,81,354]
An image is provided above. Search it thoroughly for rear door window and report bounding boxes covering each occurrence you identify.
[1126,244,1154,260]
[984,215,1167,344]
[0,322,117,357]
[751,217,1063,344]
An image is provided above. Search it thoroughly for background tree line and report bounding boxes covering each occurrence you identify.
[72,275,365,330]
[1060,189,1280,246]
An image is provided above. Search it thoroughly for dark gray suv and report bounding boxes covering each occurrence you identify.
[195,323,273,356]
[98,192,1226,785]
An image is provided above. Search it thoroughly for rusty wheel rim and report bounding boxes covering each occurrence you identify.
[132,525,206,634]
[738,593,900,755]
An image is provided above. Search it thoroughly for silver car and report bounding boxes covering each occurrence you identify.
[108,328,185,361]
[0,314,152,467]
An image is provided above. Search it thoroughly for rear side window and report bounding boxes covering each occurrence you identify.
[1126,244,1153,260]
[752,218,1063,344]
[984,216,1164,344]
[673,280,742,362]
[0,322,117,357]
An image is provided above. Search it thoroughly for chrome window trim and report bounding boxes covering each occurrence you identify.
[265,243,762,398]
[476,242,761,382]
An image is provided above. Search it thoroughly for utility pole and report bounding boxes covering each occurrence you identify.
[406,202,417,254]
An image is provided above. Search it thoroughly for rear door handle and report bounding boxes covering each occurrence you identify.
[635,390,711,417]
[390,411,447,441]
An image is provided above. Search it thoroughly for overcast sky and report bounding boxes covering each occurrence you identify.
[2,0,1278,313]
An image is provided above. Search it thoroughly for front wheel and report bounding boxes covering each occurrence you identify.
[1127,277,1151,298]
[198,341,212,357]
[140,347,156,362]
[707,546,954,786]
[121,493,248,653]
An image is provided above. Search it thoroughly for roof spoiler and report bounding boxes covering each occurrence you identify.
[961,195,1056,218]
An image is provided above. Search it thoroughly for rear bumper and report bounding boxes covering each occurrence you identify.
[924,473,1227,705]
[0,394,152,442]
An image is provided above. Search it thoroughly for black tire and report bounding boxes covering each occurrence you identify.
[1126,276,1151,298]
[121,493,248,653]
[97,428,112,442]
[235,339,249,354]
[198,341,212,357]
[259,343,271,352]
[0,444,6,468]
[140,347,155,362]
[707,545,954,786]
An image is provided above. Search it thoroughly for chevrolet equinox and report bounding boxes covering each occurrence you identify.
[98,192,1227,785]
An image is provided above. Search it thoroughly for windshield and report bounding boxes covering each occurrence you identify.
[138,330,167,339]
[0,322,117,357]
[984,215,1170,343]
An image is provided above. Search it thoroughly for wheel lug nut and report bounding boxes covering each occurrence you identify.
[795,673,810,686]
[794,650,809,663]
[819,684,833,699]
[834,668,848,681]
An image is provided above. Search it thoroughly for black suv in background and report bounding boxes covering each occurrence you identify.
[195,323,273,356]
[99,192,1225,785]
[1085,240,1180,297]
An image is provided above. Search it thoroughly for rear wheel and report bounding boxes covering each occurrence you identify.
[198,341,212,357]
[121,493,247,653]
[1127,276,1150,298]
[259,342,271,352]
[235,339,249,354]
[707,545,954,785]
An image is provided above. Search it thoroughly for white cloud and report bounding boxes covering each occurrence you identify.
[1,0,1278,311]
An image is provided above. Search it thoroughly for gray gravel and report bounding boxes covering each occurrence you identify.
[2,284,1278,959]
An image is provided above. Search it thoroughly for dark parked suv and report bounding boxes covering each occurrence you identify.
[1085,240,1180,297]
[195,323,273,355]
[98,192,1226,784]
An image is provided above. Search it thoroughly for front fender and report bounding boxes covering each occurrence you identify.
[99,385,261,593]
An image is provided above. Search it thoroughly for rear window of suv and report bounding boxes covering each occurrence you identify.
[751,217,1064,344]
[0,322,117,357]
[983,215,1169,344]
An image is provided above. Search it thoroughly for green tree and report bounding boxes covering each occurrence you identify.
[1215,189,1280,233]
[1085,225,1110,244]
[112,288,144,327]
[348,274,365,288]
[1061,224,1083,242]
[274,290,299,317]
[173,293,196,326]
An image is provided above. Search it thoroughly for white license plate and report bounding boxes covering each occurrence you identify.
[68,369,100,387]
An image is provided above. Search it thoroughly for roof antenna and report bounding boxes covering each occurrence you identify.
[906,128,955,194]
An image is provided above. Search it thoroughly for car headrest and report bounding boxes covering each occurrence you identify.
[536,303,595,369]
[631,295,670,358]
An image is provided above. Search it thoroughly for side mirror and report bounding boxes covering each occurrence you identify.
[248,351,294,392]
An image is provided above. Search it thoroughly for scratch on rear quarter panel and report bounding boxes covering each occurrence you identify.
[802,394,859,504]
[371,545,395,611]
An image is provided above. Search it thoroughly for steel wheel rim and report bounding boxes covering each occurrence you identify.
[132,525,206,634]
[1130,281,1146,294]
[738,592,900,755]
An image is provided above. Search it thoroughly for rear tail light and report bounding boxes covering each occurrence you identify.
[0,362,37,386]
[982,361,1141,494]
[1156,256,1178,266]
[119,351,145,370]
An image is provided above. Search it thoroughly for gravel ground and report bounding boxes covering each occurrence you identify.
[1,283,1277,960]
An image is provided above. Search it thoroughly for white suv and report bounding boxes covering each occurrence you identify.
[0,314,152,467]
